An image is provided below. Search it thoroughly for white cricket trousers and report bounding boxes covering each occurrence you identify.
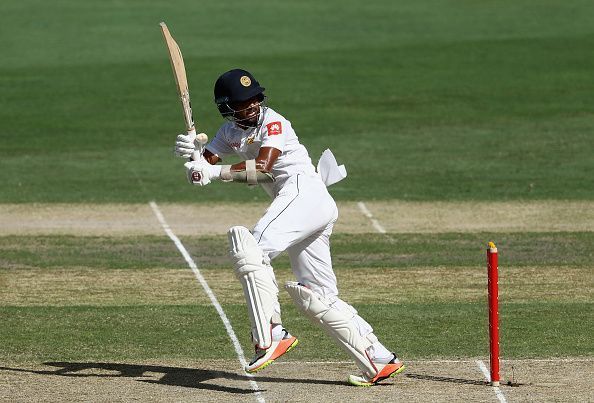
[253,173,338,297]
[251,173,375,338]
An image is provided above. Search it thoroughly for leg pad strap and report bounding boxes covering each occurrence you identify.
[285,281,378,378]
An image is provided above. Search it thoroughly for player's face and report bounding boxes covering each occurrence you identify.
[231,97,261,128]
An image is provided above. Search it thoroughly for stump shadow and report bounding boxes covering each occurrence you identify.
[406,373,488,386]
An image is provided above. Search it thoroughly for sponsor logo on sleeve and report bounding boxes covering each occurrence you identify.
[266,121,282,136]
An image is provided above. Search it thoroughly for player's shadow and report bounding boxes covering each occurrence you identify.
[406,373,488,386]
[0,361,345,394]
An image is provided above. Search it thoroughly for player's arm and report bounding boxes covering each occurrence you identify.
[202,147,278,172]
[229,147,280,172]
[202,149,221,165]
[216,146,279,184]
[185,147,278,186]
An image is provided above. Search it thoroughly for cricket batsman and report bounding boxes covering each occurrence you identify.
[173,68,405,386]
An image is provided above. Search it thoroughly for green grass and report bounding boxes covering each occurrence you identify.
[0,235,183,270]
[0,305,229,362]
[1,1,593,202]
[2,302,591,362]
[0,0,592,371]
[2,232,592,270]
[1,233,592,363]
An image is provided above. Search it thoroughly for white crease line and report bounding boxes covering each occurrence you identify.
[500,357,593,363]
[274,361,354,365]
[149,201,264,403]
[357,201,386,233]
[275,357,594,365]
[476,360,507,403]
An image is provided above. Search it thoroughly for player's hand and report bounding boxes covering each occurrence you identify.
[184,160,221,186]
[174,132,208,159]
[174,132,196,158]
[184,160,211,186]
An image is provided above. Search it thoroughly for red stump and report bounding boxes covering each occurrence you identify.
[487,242,500,386]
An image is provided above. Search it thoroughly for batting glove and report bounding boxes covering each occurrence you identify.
[184,160,222,186]
[174,132,207,159]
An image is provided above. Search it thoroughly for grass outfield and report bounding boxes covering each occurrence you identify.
[1,232,592,364]
[1,1,594,202]
[1,0,593,399]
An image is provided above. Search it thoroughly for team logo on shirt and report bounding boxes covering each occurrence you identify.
[247,135,255,144]
[240,76,251,87]
[266,121,282,135]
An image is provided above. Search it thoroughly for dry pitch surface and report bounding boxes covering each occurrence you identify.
[2,200,593,236]
[1,359,592,402]
[1,201,593,402]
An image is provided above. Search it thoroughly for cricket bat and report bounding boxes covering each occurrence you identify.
[159,22,207,160]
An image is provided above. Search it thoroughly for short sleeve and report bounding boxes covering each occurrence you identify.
[261,120,287,152]
[205,127,234,159]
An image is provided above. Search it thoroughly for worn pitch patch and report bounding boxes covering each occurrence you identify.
[0,201,592,236]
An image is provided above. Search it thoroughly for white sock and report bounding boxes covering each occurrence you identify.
[368,341,395,363]
[271,324,285,341]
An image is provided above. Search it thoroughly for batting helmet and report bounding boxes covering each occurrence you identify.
[214,69,265,118]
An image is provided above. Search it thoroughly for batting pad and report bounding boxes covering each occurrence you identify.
[285,281,378,379]
[228,226,279,349]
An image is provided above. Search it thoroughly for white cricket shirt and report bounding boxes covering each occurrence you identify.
[205,107,317,196]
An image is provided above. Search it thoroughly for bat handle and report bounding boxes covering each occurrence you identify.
[187,127,204,161]
[191,146,204,161]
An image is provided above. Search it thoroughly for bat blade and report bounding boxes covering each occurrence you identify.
[159,22,195,135]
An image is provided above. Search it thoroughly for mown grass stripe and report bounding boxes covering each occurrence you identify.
[1,302,591,363]
[2,232,592,270]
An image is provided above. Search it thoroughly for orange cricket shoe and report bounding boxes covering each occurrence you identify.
[348,353,405,386]
[245,330,299,373]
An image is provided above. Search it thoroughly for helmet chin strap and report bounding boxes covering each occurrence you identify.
[232,104,267,130]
